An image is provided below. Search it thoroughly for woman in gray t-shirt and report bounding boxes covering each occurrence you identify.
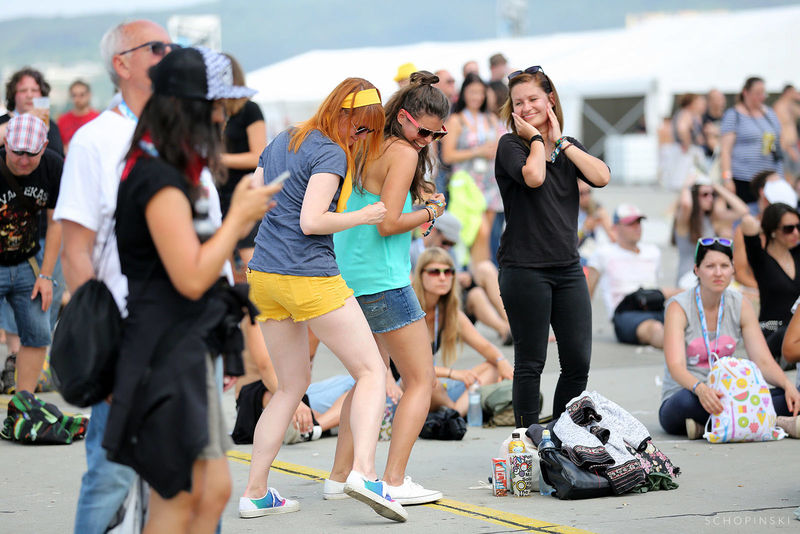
[660,238,800,438]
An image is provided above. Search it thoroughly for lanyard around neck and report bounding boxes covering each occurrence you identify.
[695,285,725,360]
[117,99,138,123]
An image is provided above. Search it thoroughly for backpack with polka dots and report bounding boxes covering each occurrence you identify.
[703,355,786,443]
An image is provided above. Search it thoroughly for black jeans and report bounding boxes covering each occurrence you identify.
[499,263,592,427]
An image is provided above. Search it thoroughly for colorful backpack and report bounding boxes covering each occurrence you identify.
[703,355,786,443]
[0,390,88,445]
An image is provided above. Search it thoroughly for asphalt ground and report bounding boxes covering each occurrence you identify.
[1,184,798,533]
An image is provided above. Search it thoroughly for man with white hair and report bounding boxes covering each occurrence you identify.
[54,19,177,534]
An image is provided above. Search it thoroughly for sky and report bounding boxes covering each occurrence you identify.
[0,0,205,21]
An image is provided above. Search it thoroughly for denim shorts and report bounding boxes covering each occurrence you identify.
[356,285,425,334]
[440,377,467,402]
[0,260,52,347]
[613,310,664,345]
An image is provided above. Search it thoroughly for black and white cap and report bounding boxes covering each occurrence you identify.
[149,46,256,101]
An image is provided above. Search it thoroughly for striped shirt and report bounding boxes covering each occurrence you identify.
[720,106,784,182]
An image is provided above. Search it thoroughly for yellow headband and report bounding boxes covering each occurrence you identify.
[341,88,381,108]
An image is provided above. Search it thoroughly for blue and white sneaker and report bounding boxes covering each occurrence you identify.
[343,470,408,522]
[239,488,300,518]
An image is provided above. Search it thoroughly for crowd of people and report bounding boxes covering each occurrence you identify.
[0,18,798,533]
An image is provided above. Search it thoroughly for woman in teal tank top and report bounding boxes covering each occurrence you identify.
[330,71,450,505]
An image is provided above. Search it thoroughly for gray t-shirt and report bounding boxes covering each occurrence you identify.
[661,288,745,402]
[249,129,347,277]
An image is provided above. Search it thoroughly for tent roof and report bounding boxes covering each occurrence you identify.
[247,5,797,108]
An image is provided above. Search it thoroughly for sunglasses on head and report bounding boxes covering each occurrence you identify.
[117,41,181,57]
[401,109,447,140]
[11,149,41,157]
[424,267,455,277]
[781,223,800,235]
[508,65,544,82]
[694,237,733,259]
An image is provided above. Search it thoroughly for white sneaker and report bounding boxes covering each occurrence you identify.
[322,478,348,500]
[385,476,442,505]
[239,488,300,518]
[343,470,407,522]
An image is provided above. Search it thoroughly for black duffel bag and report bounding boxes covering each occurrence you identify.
[51,279,122,407]
[539,446,614,500]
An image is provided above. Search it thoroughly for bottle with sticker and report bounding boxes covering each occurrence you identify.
[508,432,526,454]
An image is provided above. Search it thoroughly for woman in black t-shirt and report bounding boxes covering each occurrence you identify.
[220,53,267,259]
[108,47,280,533]
[495,66,610,426]
[741,203,800,366]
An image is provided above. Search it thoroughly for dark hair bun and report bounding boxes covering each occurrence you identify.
[410,71,439,86]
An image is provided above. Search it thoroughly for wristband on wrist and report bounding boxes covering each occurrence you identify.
[38,273,57,287]
[528,134,544,145]
[495,355,505,363]
[691,380,702,394]
[550,136,570,163]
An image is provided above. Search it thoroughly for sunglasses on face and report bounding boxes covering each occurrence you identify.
[424,268,455,277]
[401,109,447,140]
[699,191,715,198]
[11,149,41,157]
[694,237,733,260]
[440,239,456,248]
[781,223,800,235]
[117,41,181,57]
[508,65,545,82]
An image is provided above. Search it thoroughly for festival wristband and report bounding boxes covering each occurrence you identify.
[691,380,702,394]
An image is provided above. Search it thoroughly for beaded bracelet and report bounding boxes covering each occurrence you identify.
[422,198,446,237]
[550,136,570,163]
[38,273,58,287]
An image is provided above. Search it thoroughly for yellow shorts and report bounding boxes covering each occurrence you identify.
[247,269,354,322]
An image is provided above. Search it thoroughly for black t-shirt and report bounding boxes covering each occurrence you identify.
[219,100,264,214]
[0,147,62,265]
[495,134,599,268]
[116,157,216,283]
[0,113,64,157]
[743,233,800,325]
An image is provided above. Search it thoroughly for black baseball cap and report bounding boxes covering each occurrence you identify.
[149,46,256,101]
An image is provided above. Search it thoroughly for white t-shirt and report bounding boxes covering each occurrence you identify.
[588,242,662,317]
[54,110,135,314]
[54,110,232,314]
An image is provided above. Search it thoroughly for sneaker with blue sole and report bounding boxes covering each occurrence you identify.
[239,488,300,518]
[344,470,407,522]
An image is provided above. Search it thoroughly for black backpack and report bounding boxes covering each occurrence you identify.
[419,407,467,440]
[50,279,122,407]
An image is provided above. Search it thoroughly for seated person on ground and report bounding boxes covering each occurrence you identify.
[660,238,800,438]
[411,246,513,417]
[411,211,512,344]
[741,202,800,368]
[232,325,353,444]
[587,203,680,348]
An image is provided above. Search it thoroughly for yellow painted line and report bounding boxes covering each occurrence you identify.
[227,450,595,533]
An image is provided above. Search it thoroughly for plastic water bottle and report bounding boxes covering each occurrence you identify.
[467,383,482,427]
[538,430,556,496]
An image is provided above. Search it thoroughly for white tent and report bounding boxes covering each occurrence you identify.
[247,5,798,183]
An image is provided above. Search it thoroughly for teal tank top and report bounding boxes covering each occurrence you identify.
[334,187,413,297]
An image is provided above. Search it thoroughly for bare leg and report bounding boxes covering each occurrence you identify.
[5,333,20,354]
[308,297,385,479]
[636,319,665,349]
[465,287,509,338]
[377,319,435,486]
[15,345,46,393]
[188,458,231,534]
[145,457,230,534]
[471,260,508,322]
[470,211,495,266]
[430,380,458,413]
[244,319,311,499]
[315,390,348,431]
